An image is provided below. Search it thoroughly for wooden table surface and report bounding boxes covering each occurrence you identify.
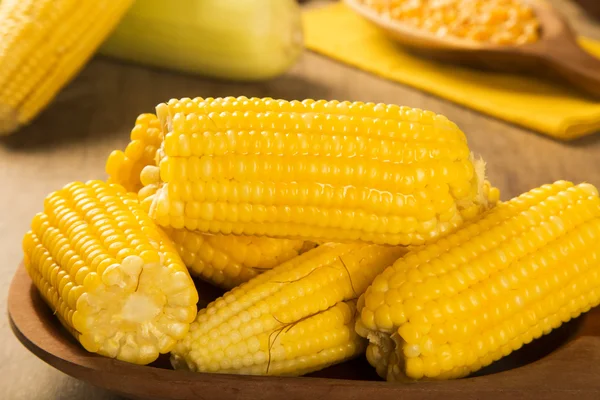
[1,1,599,399]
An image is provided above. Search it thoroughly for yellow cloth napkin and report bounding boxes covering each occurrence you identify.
[303,3,600,140]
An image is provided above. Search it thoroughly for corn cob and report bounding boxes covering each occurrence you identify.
[22,180,198,365]
[107,113,316,289]
[171,243,406,376]
[0,0,134,135]
[100,0,303,81]
[357,0,540,45]
[142,96,494,246]
[356,181,600,381]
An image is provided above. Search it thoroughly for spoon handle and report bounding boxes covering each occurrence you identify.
[535,38,600,97]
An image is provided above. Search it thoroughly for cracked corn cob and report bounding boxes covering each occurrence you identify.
[356,181,600,381]
[171,243,406,376]
[22,180,198,364]
[106,113,315,289]
[0,0,134,135]
[142,96,494,246]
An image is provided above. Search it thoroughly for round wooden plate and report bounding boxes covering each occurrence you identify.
[8,263,600,400]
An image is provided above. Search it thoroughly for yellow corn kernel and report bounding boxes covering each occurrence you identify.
[22,180,198,365]
[171,243,407,376]
[357,181,600,381]
[0,0,135,135]
[106,113,163,193]
[145,97,493,246]
[359,0,540,46]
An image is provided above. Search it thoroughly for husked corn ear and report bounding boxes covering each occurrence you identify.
[0,0,134,135]
[356,181,600,381]
[22,180,198,365]
[144,96,493,246]
[99,0,303,81]
[106,113,163,193]
[358,0,540,45]
[171,243,406,376]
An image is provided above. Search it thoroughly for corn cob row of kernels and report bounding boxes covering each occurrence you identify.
[356,181,600,381]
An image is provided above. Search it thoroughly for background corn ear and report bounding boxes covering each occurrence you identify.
[0,0,134,135]
[100,0,303,81]
[356,181,600,381]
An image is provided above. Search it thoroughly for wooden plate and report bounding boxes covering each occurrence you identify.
[8,263,600,400]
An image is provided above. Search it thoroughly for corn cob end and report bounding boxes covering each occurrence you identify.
[74,253,198,364]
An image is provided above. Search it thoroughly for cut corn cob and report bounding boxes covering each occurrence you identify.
[357,0,540,45]
[107,113,316,289]
[356,181,600,381]
[22,180,198,365]
[0,0,134,135]
[143,96,495,246]
[171,243,406,376]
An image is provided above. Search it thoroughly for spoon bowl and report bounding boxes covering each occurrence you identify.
[344,0,600,97]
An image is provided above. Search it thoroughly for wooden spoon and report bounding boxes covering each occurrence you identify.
[343,0,600,97]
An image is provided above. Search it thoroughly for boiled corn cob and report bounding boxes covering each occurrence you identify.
[171,243,407,376]
[357,0,540,45]
[106,112,315,289]
[22,180,198,365]
[0,0,134,135]
[142,96,495,246]
[356,181,600,381]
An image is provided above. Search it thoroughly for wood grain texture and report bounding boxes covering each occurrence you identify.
[1,1,599,399]
[7,265,600,400]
